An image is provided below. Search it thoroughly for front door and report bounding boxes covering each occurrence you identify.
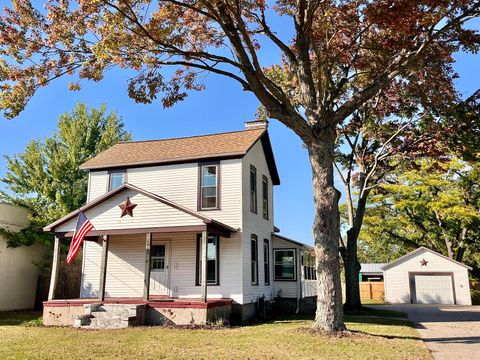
[150,243,170,296]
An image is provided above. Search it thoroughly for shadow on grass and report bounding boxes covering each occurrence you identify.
[345,306,407,319]
[0,311,42,326]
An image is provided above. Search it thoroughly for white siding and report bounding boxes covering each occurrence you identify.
[241,140,275,303]
[88,171,109,201]
[81,232,242,302]
[384,248,471,305]
[87,159,243,229]
[56,189,204,233]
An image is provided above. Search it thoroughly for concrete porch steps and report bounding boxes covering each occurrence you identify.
[74,303,147,329]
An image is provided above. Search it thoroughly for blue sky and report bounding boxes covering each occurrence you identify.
[0,6,479,245]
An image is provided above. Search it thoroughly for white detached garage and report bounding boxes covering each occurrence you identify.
[383,247,472,305]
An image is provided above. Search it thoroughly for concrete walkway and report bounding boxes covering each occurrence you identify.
[368,304,480,360]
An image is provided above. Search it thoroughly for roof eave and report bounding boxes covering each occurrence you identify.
[79,152,247,171]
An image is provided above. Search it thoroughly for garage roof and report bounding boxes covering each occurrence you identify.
[382,247,472,271]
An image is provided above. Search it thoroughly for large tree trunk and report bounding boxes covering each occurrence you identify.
[308,132,345,332]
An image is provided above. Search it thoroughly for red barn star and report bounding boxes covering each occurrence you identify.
[420,258,428,266]
[119,197,137,217]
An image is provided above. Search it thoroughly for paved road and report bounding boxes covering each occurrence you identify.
[368,304,480,360]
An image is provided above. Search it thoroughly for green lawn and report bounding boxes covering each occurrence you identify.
[0,311,430,360]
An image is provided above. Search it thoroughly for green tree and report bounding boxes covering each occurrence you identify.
[360,157,480,270]
[0,103,131,247]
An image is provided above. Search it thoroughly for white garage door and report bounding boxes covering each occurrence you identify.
[414,274,454,304]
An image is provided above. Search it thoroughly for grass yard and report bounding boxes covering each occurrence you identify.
[0,311,430,360]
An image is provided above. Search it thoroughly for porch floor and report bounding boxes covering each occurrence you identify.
[43,297,233,309]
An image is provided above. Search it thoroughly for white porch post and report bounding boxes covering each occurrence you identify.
[143,233,152,301]
[47,236,61,301]
[98,235,109,302]
[200,230,208,303]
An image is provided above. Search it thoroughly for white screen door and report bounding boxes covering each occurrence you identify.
[150,243,170,296]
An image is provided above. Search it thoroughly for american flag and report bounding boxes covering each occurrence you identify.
[66,211,94,265]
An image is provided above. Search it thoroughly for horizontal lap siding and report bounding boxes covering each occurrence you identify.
[242,141,275,304]
[81,233,242,301]
[56,190,204,232]
[302,281,317,298]
[384,249,471,305]
[167,232,242,303]
[88,171,108,201]
[87,160,242,229]
[81,234,145,298]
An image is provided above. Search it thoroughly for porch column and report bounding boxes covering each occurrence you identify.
[47,236,61,301]
[98,235,109,302]
[143,233,152,301]
[200,230,208,303]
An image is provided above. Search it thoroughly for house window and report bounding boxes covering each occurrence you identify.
[264,239,270,285]
[302,252,317,281]
[199,163,220,210]
[196,234,219,285]
[250,165,257,213]
[262,176,269,220]
[151,245,166,270]
[274,249,296,281]
[109,170,125,191]
[251,234,258,285]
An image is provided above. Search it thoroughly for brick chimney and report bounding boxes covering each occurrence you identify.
[244,119,268,129]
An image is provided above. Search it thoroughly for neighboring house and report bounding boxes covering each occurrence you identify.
[42,121,316,327]
[359,263,387,282]
[383,247,472,305]
[0,204,45,311]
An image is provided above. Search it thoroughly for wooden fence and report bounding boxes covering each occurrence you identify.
[360,282,385,301]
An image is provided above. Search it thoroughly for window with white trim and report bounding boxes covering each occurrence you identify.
[109,170,125,191]
[264,239,270,285]
[274,249,296,280]
[302,252,317,281]
[262,176,269,220]
[250,165,257,213]
[199,163,219,210]
[251,234,258,285]
[196,234,219,285]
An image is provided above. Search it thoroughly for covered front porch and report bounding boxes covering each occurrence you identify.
[43,183,237,327]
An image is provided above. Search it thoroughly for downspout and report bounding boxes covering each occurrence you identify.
[295,248,302,314]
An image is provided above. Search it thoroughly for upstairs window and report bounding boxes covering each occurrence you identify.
[262,176,269,220]
[251,234,258,285]
[199,163,220,210]
[250,165,257,213]
[109,170,125,191]
[274,249,296,281]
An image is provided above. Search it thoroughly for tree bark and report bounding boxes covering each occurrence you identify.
[308,130,345,332]
[343,229,362,311]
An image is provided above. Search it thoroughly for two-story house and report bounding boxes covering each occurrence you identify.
[42,121,316,328]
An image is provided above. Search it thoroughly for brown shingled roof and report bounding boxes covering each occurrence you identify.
[80,128,282,183]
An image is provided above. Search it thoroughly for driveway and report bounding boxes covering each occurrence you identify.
[368,304,480,360]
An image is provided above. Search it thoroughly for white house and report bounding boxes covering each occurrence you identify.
[383,247,472,305]
[42,121,316,328]
[0,204,46,311]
